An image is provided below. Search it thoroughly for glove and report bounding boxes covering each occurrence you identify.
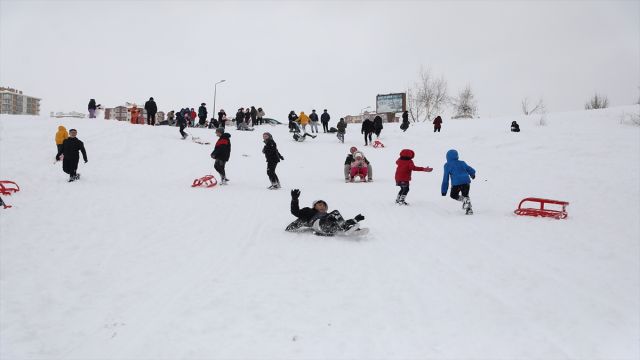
[424,167,433,172]
[291,189,300,200]
[354,214,365,222]
[441,193,446,196]
[470,174,475,179]
[279,154,285,160]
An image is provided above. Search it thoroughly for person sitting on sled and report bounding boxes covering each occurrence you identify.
[343,146,373,182]
[293,131,316,142]
[349,151,368,182]
[285,189,365,236]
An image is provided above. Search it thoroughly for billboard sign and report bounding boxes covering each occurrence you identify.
[376,93,406,113]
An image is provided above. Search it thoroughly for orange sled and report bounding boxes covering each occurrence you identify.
[0,180,20,196]
[514,197,569,219]
[191,175,217,188]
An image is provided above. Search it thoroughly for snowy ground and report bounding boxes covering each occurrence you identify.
[1,106,639,359]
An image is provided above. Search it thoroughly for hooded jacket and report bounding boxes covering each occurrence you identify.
[441,149,476,194]
[395,149,428,182]
[290,198,321,223]
[55,126,69,145]
[211,133,231,162]
[433,116,443,126]
[144,98,157,115]
[298,112,310,125]
[361,119,374,133]
[262,134,283,163]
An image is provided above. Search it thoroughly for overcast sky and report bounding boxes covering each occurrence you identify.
[1,0,638,119]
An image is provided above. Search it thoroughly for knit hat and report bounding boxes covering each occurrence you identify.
[313,200,328,208]
[350,146,357,154]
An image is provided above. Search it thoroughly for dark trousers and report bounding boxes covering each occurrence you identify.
[179,123,187,137]
[397,181,410,196]
[450,184,470,200]
[267,161,279,184]
[337,132,344,143]
[322,121,329,133]
[198,116,207,126]
[214,160,226,179]
[364,131,373,145]
[56,144,63,160]
[374,128,382,137]
[62,159,78,177]
[147,113,156,125]
[434,125,441,132]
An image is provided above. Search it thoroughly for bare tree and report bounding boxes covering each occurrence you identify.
[584,93,609,110]
[407,87,424,122]
[407,67,449,122]
[521,97,544,115]
[452,85,477,119]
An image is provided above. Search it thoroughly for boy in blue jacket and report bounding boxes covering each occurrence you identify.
[441,149,476,215]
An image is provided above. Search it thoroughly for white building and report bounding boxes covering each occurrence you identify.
[0,87,41,115]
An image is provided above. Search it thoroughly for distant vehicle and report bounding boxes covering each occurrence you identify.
[262,118,283,125]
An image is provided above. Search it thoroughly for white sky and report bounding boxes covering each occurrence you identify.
[1,0,638,119]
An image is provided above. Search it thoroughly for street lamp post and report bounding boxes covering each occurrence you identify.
[213,80,226,121]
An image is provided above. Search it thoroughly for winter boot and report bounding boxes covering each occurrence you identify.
[397,195,409,205]
[462,197,471,210]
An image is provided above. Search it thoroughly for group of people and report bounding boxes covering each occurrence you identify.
[54,126,88,182]
[232,106,266,130]
[287,109,332,134]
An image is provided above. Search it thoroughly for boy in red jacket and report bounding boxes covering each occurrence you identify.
[395,149,432,205]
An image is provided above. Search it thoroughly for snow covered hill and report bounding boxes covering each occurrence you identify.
[1,106,639,359]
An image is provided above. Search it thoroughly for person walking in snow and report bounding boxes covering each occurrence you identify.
[88,99,99,118]
[400,110,410,132]
[176,108,188,139]
[373,115,384,138]
[511,121,520,132]
[344,146,373,182]
[210,127,231,185]
[250,106,258,126]
[144,97,158,125]
[395,149,432,205]
[54,125,69,161]
[56,128,88,182]
[433,115,443,132]
[298,111,310,134]
[441,149,476,215]
[285,189,365,236]
[309,109,319,133]
[262,132,284,189]
[218,109,227,128]
[361,118,374,146]
[336,117,347,143]
[321,109,331,133]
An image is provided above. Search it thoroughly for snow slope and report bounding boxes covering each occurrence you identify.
[1,106,639,359]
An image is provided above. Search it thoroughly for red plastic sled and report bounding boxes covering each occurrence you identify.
[191,175,217,188]
[0,181,20,196]
[514,197,569,219]
[373,140,385,148]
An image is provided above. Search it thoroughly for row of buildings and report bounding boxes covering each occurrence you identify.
[0,87,41,115]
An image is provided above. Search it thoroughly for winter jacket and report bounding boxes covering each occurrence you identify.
[321,112,330,123]
[145,99,157,115]
[288,112,298,122]
[395,149,428,182]
[257,109,265,118]
[361,119,374,133]
[129,106,140,124]
[235,110,244,123]
[250,107,258,120]
[263,138,282,163]
[309,112,319,122]
[511,122,520,132]
[190,110,197,120]
[57,137,88,165]
[290,198,319,223]
[373,116,383,130]
[218,110,226,122]
[433,116,443,126]
[344,153,370,166]
[198,105,208,119]
[167,111,175,120]
[402,112,409,122]
[336,120,347,134]
[441,149,476,194]
[88,99,97,111]
[211,133,231,162]
[298,112,310,125]
[55,126,69,145]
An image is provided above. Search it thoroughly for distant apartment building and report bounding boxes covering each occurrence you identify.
[0,87,41,115]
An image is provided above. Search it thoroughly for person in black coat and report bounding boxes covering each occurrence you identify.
[244,108,251,126]
[250,106,258,126]
[218,109,227,128]
[401,111,410,132]
[511,121,520,132]
[198,103,208,127]
[361,118,375,146]
[321,109,330,133]
[309,109,319,133]
[176,108,188,139]
[262,132,284,189]
[88,99,99,118]
[285,189,365,235]
[144,97,158,125]
[288,111,298,132]
[56,128,87,182]
[373,115,383,138]
[210,128,231,184]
